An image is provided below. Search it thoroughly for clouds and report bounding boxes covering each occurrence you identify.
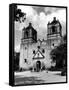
[17,5,66,34]
[44,7,60,15]
[15,5,66,52]
[17,5,37,18]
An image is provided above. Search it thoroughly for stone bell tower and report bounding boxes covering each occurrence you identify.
[21,22,37,44]
[19,23,37,69]
[47,17,62,49]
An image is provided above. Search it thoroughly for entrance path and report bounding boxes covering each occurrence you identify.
[15,71,66,85]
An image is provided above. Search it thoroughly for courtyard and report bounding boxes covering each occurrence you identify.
[14,70,66,85]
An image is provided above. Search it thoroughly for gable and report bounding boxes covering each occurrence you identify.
[33,50,45,59]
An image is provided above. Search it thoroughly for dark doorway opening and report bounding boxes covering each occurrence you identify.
[36,61,41,72]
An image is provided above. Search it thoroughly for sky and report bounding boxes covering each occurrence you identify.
[15,5,66,52]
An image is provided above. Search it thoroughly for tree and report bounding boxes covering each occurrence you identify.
[14,5,26,23]
[13,5,26,71]
[50,35,67,69]
[14,52,20,71]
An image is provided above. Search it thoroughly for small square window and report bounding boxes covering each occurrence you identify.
[33,50,35,54]
[24,59,27,63]
[52,43,54,46]
[37,46,40,49]
[25,47,27,50]
[42,49,45,53]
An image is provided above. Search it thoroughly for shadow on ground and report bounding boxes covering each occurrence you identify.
[15,76,44,85]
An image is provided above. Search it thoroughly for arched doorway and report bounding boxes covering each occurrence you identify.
[36,61,41,72]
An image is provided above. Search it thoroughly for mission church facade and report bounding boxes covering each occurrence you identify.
[19,17,62,71]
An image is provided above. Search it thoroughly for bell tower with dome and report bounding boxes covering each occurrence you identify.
[21,22,37,44]
[47,17,62,49]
